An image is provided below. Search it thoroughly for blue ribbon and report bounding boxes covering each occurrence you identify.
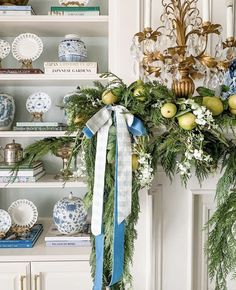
[83,115,146,290]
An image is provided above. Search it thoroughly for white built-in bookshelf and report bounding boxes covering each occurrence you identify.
[0,1,111,281]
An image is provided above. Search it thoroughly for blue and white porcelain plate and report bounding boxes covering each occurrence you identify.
[0,39,10,60]
[53,193,87,235]
[26,92,51,114]
[0,209,12,234]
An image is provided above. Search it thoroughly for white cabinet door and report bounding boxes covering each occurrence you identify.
[31,261,93,290]
[0,262,30,290]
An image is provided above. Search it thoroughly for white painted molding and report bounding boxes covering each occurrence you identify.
[187,188,216,290]
[149,174,164,290]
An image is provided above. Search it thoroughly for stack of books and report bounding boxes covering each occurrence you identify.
[0,224,43,248]
[44,62,98,75]
[0,6,35,16]
[0,161,45,183]
[45,223,91,247]
[49,6,100,16]
[14,122,67,131]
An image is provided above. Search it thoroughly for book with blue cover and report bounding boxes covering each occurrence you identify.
[0,224,43,248]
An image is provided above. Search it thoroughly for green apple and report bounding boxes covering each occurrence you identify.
[102,90,118,105]
[228,94,236,110]
[132,154,139,171]
[161,103,177,118]
[178,112,197,130]
[202,96,224,116]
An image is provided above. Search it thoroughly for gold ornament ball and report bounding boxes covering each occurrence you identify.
[102,90,118,105]
[228,94,236,110]
[132,154,139,171]
[202,96,224,116]
[178,112,197,131]
[161,103,177,118]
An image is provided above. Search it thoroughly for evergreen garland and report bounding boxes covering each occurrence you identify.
[14,74,236,290]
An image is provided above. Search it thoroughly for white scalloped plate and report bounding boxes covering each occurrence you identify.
[0,39,10,60]
[26,92,51,114]
[0,209,11,234]
[12,33,43,61]
[8,199,38,228]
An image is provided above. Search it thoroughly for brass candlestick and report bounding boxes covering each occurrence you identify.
[133,0,231,98]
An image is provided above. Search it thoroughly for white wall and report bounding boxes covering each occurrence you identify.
[150,2,234,290]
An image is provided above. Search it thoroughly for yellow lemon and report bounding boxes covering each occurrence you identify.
[202,96,224,116]
[132,154,139,171]
[228,94,236,110]
[102,90,118,105]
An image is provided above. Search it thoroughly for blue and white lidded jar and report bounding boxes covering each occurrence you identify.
[53,192,87,235]
[58,34,87,62]
[0,93,15,131]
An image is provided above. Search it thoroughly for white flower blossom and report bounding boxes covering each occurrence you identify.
[135,152,154,189]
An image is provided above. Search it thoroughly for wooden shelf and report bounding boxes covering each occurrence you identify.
[0,73,107,86]
[0,175,87,189]
[0,219,91,262]
[0,15,108,37]
[0,131,76,138]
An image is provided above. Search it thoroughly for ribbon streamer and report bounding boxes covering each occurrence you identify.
[83,105,146,289]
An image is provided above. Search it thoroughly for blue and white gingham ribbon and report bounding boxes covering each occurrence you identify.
[83,105,146,289]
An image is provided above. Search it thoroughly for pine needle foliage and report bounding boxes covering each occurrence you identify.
[206,190,236,290]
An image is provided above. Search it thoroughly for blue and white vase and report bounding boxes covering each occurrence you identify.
[58,34,87,62]
[0,93,15,131]
[53,192,87,235]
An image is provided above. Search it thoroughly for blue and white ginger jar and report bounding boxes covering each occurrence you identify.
[58,34,87,62]
[53,192,87,234]
[0,93,15,131]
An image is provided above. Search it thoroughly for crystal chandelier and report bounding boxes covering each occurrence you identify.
[131,0,236,98]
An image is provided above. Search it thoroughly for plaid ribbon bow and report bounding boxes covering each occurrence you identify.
[85,105,134,236]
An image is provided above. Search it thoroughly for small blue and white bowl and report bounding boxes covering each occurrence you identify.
[58,34,87,62]
[53,192,87,235]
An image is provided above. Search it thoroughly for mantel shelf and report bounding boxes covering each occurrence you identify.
[0,15,108,37]
[0,175,87,189]
[0,73,107,86]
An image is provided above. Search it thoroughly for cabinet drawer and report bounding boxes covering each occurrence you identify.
[31,261,92,290]
[0,262,30,290]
